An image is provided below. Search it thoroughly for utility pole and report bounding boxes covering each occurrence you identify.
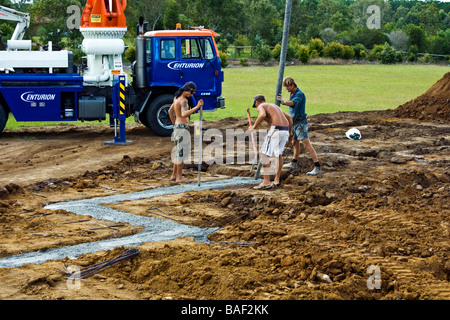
[275,0,292,106]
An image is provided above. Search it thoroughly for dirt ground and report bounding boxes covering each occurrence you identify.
[0,74,449,301]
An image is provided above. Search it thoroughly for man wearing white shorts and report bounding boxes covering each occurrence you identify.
[248,95,293,190]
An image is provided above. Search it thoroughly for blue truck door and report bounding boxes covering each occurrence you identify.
[152,38,180,86]
[179,37,219,110]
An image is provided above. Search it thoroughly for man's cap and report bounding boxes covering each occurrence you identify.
[252,94,265,108]
[182,81,197,91]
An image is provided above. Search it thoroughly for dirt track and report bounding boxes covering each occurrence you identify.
[0,75,449,300]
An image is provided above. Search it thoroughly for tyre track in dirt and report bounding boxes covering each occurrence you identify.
[293,205,450,299]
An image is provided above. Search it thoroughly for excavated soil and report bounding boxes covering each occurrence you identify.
[395,72,450,121]
[0,74,449,301]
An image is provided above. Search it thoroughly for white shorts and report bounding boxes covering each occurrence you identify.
[261,126,289,157]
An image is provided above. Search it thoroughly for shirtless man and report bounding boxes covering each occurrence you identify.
[249,94,293,189]
[168,82,203,182]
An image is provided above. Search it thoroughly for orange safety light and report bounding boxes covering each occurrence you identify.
[81,0,127,28]
[176,23,181,30]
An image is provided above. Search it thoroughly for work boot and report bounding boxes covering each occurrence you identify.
[306,166,322,176]
[283,160,298,170]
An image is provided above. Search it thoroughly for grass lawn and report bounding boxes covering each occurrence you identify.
[203,64,448,121]
[5,64,448,129]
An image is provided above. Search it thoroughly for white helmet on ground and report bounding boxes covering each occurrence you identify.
[346,128,361,140]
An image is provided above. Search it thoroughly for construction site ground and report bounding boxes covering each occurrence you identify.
[0,75,449,302]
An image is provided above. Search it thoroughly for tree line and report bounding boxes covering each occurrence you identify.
[1,0,449,64]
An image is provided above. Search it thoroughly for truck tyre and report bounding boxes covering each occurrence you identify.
[145,94,174,137]
[0,104,8,134]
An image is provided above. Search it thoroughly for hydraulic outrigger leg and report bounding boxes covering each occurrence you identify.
[105,75,133,145]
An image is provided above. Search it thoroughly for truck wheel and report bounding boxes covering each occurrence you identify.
[145,94,174,137]
[0,104,8,134]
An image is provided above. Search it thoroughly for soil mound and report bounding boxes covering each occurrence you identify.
[395,72,450,121]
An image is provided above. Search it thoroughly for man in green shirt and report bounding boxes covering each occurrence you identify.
[277,76,321,176]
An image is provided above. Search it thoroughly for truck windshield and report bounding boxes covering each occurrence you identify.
[182,38,214,60]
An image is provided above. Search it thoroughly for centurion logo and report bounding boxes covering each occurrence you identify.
[21,91,56,103]
[167,61,205,70]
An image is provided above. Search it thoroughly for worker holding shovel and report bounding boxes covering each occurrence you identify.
[168,82,203,182]
[248,94,292,190]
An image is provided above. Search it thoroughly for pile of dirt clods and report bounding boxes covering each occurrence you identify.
[395,72,450,121]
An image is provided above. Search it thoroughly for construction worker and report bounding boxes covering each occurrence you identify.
[249,94,293,189]
[277,76,321,176]
[168,82,203,182]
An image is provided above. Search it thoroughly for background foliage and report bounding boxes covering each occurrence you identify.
[0,0,448,63]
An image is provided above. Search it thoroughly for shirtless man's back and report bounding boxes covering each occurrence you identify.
[249,94,292,189]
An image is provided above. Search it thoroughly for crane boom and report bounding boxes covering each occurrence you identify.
[0,5,30,41]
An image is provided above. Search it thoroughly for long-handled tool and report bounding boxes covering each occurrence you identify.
[254,159,262,179]
[197,104,203,186]
[247,108,258,172]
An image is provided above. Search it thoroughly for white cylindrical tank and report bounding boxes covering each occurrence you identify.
[81,38,125,55]
[7,40,32,51]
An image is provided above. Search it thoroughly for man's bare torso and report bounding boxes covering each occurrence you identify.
[174,97,190,124]
[258,103,289,127]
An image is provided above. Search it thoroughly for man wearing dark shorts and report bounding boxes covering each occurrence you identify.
[277,76,321,175]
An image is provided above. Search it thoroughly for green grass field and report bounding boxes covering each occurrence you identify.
[4,64,448,129]
[208,64,448,121]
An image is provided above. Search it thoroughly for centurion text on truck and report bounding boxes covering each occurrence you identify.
[0,0,225,141]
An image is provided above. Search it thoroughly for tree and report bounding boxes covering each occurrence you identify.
[233,34,250,56]
[349,26,390,49]
[405,3,421,26]
[387,30,409,51]
[0,23,14,45]
[163,0,181,30]
[30,0,83,47]
[192,0,248,37]
[428,29,450,56]
[406,24,426,53]
[134,0,166,31]
[320,28,337,44]
[350,0,392,29]
[317,0,354,33]
[290,0,319,38]
[417,3,440,35]
[248,0,280,46]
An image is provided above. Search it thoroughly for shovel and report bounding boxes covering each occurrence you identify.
[197,104,203,186]
[247,108,258,173]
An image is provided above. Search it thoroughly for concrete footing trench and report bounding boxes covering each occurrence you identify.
[0,177,255,269]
